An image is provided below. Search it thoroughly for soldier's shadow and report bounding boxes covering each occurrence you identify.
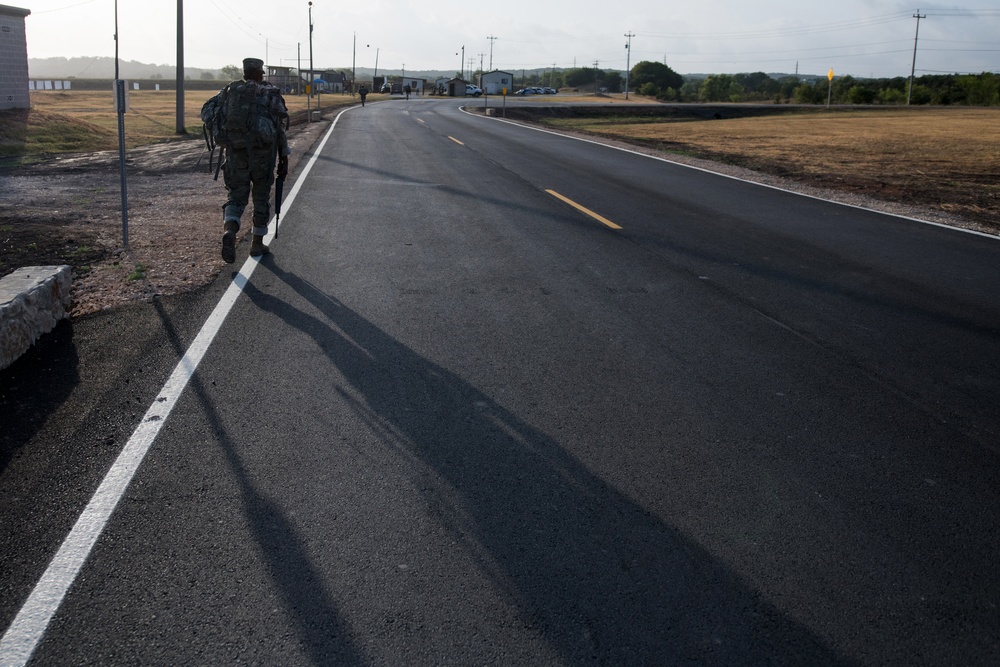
[245,261,847,664]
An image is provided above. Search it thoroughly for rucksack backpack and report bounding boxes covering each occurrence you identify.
[201,80,287,177]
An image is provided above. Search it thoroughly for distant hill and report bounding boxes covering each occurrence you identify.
[28,57,224,81]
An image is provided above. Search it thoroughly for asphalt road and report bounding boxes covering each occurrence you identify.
[2,97,999,665]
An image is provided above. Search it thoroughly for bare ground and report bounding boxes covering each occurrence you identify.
[0,120,330,317]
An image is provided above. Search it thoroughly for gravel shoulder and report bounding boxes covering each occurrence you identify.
[0,119,331,317]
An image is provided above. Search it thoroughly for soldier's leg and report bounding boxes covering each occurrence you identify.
[221,151,252,263]
[222,150,252,226]
[248,152,276,257]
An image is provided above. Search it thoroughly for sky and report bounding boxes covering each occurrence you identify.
[19,0,1000,78]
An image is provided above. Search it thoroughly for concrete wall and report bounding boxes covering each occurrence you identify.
[0,4,31,110]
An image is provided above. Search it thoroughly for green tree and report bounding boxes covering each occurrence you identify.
[563,67,600,88]
[734,72,780,100]
[848,85,877,104]
[879,87,906,105]
[639,82,659,97]
[679,80,701,102]
[958,73,1000,106]
[794,83,825,104]
[699,74,743,102]
[629,61,683,92]
[221,65,243,81]
[200,71,215,80]
[909,84,933,105]
[775,76,800,101]
[603,71,623,93]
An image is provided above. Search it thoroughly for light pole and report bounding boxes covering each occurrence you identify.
[176,0,185,134]
[307,1,314,120]
[114,0,129,247]
[308,2,314,90]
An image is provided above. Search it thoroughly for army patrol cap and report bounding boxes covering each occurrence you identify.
[243,58,265,72]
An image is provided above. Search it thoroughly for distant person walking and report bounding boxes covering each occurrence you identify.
[404,84,411,100]
[202,57,290,262]
[358,84,368,106]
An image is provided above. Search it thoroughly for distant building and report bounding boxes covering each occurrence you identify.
[481,70,514,96]
[266,65,298,94]
[402,77,425,94]
[446,78,468,97]
[302,69,347,93]
[0,4,31,110]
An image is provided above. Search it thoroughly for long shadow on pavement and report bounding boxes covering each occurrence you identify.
[246,261,850,665]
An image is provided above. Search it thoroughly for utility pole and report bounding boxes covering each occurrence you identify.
[907,10,927,105]
[460,45,464,79]
[624,31,634,100]
[478,53,485,82]
[487,34,498,71]
[352,32,356,95]
[593,60,600,93]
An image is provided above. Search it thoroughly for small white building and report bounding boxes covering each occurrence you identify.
[402,77,425,94]
[0,4,31,110]
[481,70,514,96]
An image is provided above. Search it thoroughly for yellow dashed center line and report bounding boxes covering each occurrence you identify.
[448,136,465,145]
[545,189,623,230]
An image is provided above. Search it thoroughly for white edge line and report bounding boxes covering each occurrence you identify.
[460,106,999,241]
[0,110,350,667]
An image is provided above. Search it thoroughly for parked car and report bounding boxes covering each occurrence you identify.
[514,87,537,95]
[380,82,391,93]
[466,84,483,97]
[543,87,557,94]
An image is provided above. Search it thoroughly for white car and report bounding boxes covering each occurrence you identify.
[466,84,483,97]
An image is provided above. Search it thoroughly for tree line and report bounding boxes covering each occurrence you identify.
[513,60,999,106]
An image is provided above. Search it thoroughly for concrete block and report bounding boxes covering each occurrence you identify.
[0,265,73,371]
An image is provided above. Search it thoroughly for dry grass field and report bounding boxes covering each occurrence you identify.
[2,89,376,155]
[536,106,1000,231]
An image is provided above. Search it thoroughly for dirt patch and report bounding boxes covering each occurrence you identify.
[0,120,331,317]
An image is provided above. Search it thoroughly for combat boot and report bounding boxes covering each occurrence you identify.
[221,219,239,264]
[249,234,270,257]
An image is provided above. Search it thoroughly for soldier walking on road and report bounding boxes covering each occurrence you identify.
[204,57,290,262]
[358,84,368,106]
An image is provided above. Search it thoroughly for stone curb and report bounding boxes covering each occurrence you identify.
[0,265,73,371]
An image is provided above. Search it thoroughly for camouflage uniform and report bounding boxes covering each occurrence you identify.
[221,60,290,239]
